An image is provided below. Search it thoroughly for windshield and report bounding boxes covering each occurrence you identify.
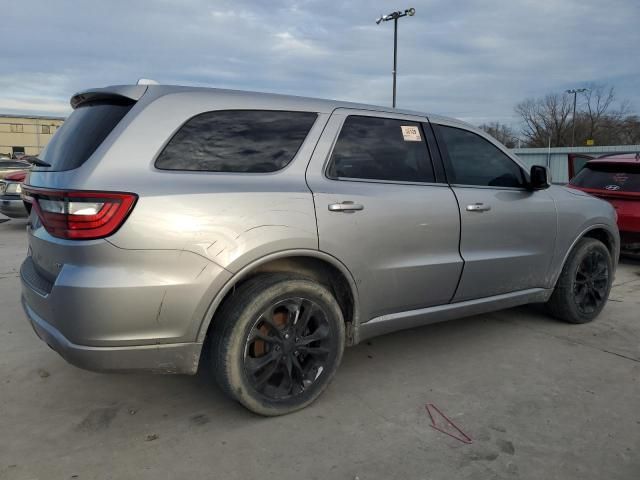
[38,100,134,171]
[570,162,640,192]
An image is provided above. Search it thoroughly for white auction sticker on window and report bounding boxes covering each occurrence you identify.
[401,125,422,141]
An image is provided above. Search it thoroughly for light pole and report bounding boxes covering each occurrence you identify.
[566,88,587,147]
[376,8,415,108]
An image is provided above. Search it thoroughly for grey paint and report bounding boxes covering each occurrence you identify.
[21,84,620,374]
[306,109,463,320]
[449,186,557,300]
[360,288,551,341]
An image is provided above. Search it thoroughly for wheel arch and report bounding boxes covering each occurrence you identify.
[196,250,361,347]
[553,224,619,287]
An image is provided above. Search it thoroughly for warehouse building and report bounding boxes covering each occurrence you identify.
[0,114,65,158]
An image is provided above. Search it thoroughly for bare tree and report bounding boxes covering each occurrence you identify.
[515,93,572,147]
[579,84,630,142]
[617,115,640,145]
[515,84,636,147]
[478,122,518,148]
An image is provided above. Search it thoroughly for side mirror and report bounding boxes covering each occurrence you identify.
[529,165,551,190]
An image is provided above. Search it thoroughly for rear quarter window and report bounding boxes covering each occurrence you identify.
[155,110,318,173]
[39,100,134,171]
[570,163,640,192]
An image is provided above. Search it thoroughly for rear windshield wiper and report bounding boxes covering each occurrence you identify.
[23,156,51,168]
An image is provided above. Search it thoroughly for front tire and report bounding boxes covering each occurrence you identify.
[546,237,613,324]
[210,273,345,416]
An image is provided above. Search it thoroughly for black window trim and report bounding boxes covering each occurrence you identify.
[323,113,445,187]
[433,123,530,191]
[153,109,319,175]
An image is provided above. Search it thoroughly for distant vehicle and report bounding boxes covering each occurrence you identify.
[20,84,619,416]
[569,153,640,254]
[0,170,28,219]
[0,159,31,179]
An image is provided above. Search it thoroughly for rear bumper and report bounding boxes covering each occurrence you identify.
[18,236,231,374]
[0,196,28,218]
[22,296,202,374]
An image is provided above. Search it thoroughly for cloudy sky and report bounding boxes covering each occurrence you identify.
[2,0,638,128]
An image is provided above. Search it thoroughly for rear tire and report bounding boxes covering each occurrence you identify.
[545,237,613,324]
[210,273,345,416]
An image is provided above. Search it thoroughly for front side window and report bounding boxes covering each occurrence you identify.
[327,116,434,183]
[437,125,525,188]
[155,110,317,173]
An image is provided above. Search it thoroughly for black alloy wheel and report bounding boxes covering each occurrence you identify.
[573,249,609,315]
[211,273,345,416]
[243,298,331,400]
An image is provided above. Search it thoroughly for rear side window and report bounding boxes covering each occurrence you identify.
[437,125,525,188]
[40,101,134,171]
[155,110,317,173]
[327,116,434,183]
[570,162,640,192]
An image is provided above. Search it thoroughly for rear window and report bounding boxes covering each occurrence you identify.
[155,110,317,173]
[570,162,640,192]
[39,100,134,171]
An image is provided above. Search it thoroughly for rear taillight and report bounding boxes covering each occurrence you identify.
[22,187,137,240]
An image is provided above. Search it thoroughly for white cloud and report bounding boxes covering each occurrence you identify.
[0,0,637,130]
[273,32,327,55]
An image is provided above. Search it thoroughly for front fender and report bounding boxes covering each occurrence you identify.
[548,186,620,286]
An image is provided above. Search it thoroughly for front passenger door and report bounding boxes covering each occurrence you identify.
[433,123,557,302]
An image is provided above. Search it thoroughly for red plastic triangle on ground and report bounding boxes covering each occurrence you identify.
[425,403,473,444]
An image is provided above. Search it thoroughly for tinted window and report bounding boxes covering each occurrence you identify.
[155,110,317,173]
[570,162,640,192]
[327,116,434,183]
[40,101,134,171]
[438,125,525,188]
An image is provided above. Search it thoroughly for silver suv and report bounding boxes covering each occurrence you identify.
[21,84,619,415]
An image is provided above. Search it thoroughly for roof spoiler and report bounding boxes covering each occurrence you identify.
[70,85,149,109]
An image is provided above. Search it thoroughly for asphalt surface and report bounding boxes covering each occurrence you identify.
[1,217,639,480]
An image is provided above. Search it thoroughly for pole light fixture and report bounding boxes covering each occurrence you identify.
[376,8,415,108]
[566,88,588,147]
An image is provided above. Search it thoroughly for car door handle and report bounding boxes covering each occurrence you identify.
[466,203,492,212]
[328,202,364,212]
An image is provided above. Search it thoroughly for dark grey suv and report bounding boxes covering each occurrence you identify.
[20,84,619,415]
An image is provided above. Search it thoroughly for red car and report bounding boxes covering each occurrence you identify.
[568,153,640,253]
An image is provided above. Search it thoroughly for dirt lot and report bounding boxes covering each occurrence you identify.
[1,217,638,480]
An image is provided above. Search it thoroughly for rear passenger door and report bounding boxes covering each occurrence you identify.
[306,109,463,321]
[433,122,557,301]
